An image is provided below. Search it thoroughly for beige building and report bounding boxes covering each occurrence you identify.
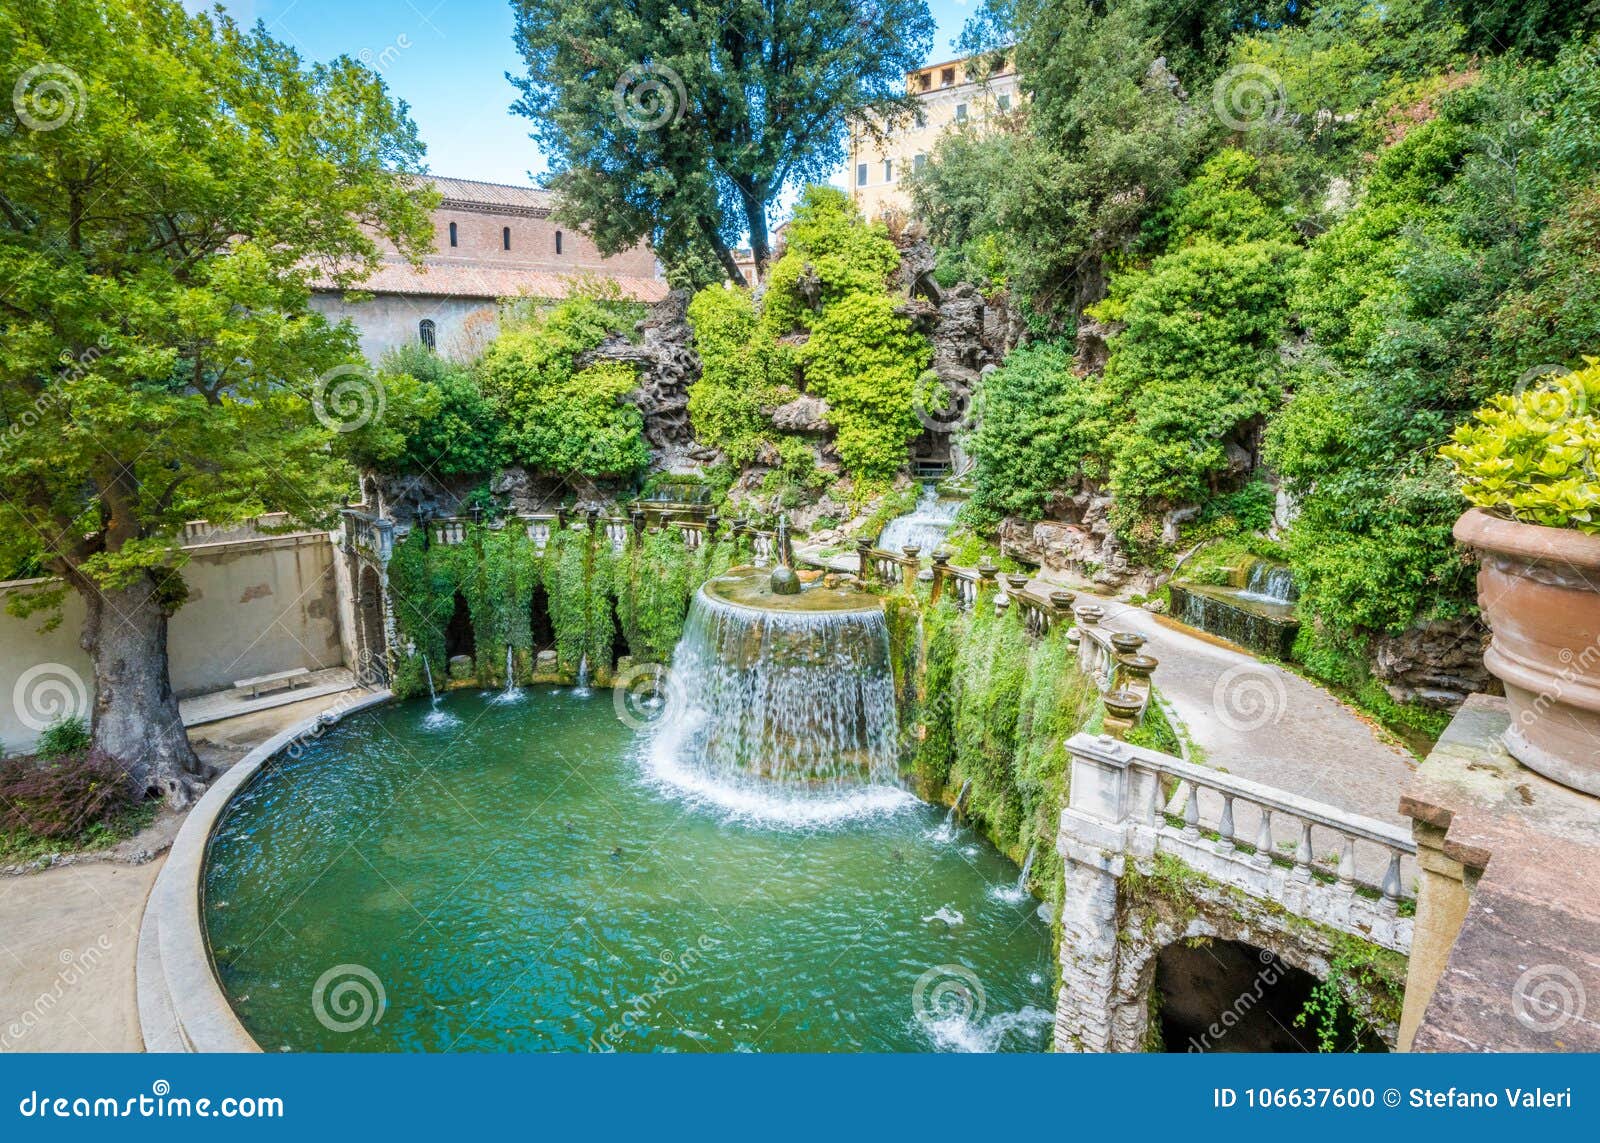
[848,53,1022,220]
[311,175,666,363]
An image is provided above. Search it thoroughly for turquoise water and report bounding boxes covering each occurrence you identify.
[203,689,1056,1052]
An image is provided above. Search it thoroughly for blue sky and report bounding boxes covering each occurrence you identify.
[185,1,976,188]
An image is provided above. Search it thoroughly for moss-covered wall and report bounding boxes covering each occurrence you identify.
[384,523,740,697]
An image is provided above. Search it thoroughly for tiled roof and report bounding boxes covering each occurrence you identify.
[316,257,668,303]
[423,175,557,214]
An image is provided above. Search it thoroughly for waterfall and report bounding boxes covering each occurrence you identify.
[878,484,961,553]
[574,653,591,697]
[1237,560,1298,604]
[422,655,437,703]
[419,654,460,728]
[1017,842,1037,890]
[646,574,911,824]
[493,644,523,704]
[945,778,972,825]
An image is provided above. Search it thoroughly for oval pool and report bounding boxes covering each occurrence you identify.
[203,688,1055,1052]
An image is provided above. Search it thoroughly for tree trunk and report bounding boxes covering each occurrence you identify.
[743,189,771,283]
[79,574,212,807]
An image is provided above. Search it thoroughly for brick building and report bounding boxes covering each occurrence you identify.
[311,175,666,362]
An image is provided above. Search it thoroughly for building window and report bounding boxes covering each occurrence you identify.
[502,226,511,250]
[918,72,931,91]
[856,163,867,186]
[448,221,457,247]
[883,159,893,182]
[555,230,563,255]
[914,153,927,172]
[997,94,1011,112]
[941,67,955,87]
[419,319,436,351]
[955,103,968,123]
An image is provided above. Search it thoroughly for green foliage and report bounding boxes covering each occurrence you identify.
[685,285,794,464]
[0,0,434,603]
[1441,360,1600,532]
[686,186,929,491]
[508,0,933,283]
[36,717,91,760]
[339,346,505,478]
[480,297,649,478]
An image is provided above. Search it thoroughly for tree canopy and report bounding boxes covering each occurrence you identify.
[509,0,934,286]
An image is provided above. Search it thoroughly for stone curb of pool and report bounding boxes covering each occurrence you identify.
[136,691,395,1053]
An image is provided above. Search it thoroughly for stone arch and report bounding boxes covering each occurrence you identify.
[444,591,475,661]
[530,583,554,653]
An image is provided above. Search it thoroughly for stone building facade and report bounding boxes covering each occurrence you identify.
[311,175,667,363]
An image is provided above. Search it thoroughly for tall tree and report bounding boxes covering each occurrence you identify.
[510,0,934,285]
[0,0,435,803]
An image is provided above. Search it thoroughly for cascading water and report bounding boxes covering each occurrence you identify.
[647,569,911,824]
[419,655,460,729]
[878,484,962,554]
[1236,560,1298,605]
[422,655,437,701]
[574,653,591,697]
[494,644,523,704]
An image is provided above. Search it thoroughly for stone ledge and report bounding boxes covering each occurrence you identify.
[137,690,392,1053]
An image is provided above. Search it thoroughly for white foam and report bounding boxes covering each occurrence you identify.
[922,905,965,927]
[920,1005,1055,1053]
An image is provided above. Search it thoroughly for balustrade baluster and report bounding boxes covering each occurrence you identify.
[1182,781,1200,840]
[1253,810,1273,868]
[1381,852,1403,912]
[1216,794,1235,855]
[1294,820,1314,882]
[1338,836,1356,889]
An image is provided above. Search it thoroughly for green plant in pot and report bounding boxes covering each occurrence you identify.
[1441,359,1600,795]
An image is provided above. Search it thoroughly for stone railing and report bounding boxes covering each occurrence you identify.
[339,508,393,563]
[854,540,921,590]
[1061,731,1415,950]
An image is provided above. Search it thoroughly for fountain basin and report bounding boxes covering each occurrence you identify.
[1168,581,1298,659]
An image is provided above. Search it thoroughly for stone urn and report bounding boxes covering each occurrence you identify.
[1454,508,1600,795]
[1110,631,1146,654]
[1049,589,1076,612]
[1076,605,1104,626]
[1006,573,1031,592]
[1102,689,1145,721]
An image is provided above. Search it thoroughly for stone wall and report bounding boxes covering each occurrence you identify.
[309,292,498,365]
[0,531,345,753]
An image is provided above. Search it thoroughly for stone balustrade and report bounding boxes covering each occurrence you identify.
[339,508,393,564]
[1061,731,1415,948]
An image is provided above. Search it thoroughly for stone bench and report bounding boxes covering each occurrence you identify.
[232,667,310,699]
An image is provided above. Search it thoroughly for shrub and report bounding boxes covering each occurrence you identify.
[36,716,90,760]
[1440,359,1600,532]
[480,297,649,478]
[685,285,795,464]
[0,750,135,839]
[340,346,506,478]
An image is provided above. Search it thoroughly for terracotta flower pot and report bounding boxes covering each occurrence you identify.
[1454,508,1600,795]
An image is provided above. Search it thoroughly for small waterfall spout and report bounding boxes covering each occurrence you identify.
[419,654,460,729]
[574,653,591,696]
[494,644,523,704]
[647,570,910,824]
[422,655,437,703]
[946,779,972,825]
[1017,842,1037,890]
[1237,560,1298,605]
[878,484,961,554]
